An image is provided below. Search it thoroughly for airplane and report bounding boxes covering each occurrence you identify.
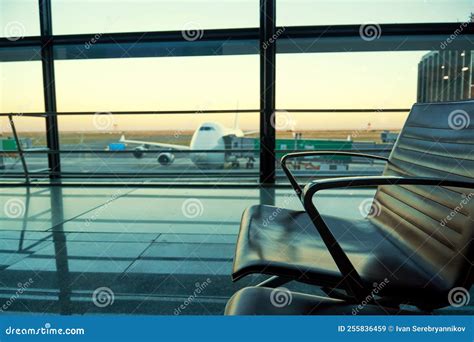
[119,121,257,169]
[119,118,394,171]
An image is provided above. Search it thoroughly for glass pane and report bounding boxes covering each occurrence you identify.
[0,60,47,177]
[418,50,473,102]
[274,48,473,181]
[51,0,259,35]
[277,0,474,26]
[0,0,41,38]
[55,55,259,111]
[58,113,260,181]
[276,51,423,110]
[0,60,44,113]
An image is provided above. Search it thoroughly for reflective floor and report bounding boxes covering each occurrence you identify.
[0,185,472,315]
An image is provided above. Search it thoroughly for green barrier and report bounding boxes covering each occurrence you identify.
[1,139,18,152]
[253,138,353,161]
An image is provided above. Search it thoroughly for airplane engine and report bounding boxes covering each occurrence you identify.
[157,152,175,166]
[133,146,147,159]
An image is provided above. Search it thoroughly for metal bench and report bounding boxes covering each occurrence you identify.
[226,100,474,314]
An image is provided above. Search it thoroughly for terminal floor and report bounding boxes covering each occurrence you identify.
[0,186,472,315]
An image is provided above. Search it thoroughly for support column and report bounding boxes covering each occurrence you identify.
[259,0,276,185]
[39,0,61,179]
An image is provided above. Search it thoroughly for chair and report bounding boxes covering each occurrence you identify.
[226,100,474,314]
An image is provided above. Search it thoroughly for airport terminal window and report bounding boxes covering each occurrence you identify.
[0,0,472,183]
[277,0,474,26]
[0,0,41,38]
[51,0,259,35]
[273,51,426,180]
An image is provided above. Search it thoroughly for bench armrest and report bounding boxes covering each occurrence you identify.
[301,175,474,302]
[281,152,388,198]
[303,176,474,198]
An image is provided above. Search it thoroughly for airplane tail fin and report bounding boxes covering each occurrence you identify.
[233,101,240,129]
[119,134,126,142]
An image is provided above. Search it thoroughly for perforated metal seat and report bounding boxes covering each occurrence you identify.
[231,100,474,310]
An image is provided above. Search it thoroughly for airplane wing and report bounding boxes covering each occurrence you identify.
[119,135,190,151]
[243,130,259,136]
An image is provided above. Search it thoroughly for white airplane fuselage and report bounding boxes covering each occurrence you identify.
[190,122,244,168]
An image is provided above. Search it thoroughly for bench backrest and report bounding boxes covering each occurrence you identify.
[371,101,474,289]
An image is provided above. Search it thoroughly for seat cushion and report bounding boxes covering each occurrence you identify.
[225,287,416,315]
[232,205,448,302]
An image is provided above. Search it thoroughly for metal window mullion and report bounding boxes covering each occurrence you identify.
[259,0,276,185]
[39,0,61,179]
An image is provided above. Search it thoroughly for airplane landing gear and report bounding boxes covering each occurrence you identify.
[246,156,255,169]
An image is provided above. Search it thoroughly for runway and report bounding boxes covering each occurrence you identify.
[0,142,387,180]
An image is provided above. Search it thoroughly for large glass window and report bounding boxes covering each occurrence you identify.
[55,55,259,178]
[51,0,259,35]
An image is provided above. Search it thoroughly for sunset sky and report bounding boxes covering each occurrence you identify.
[1,0,473,132]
